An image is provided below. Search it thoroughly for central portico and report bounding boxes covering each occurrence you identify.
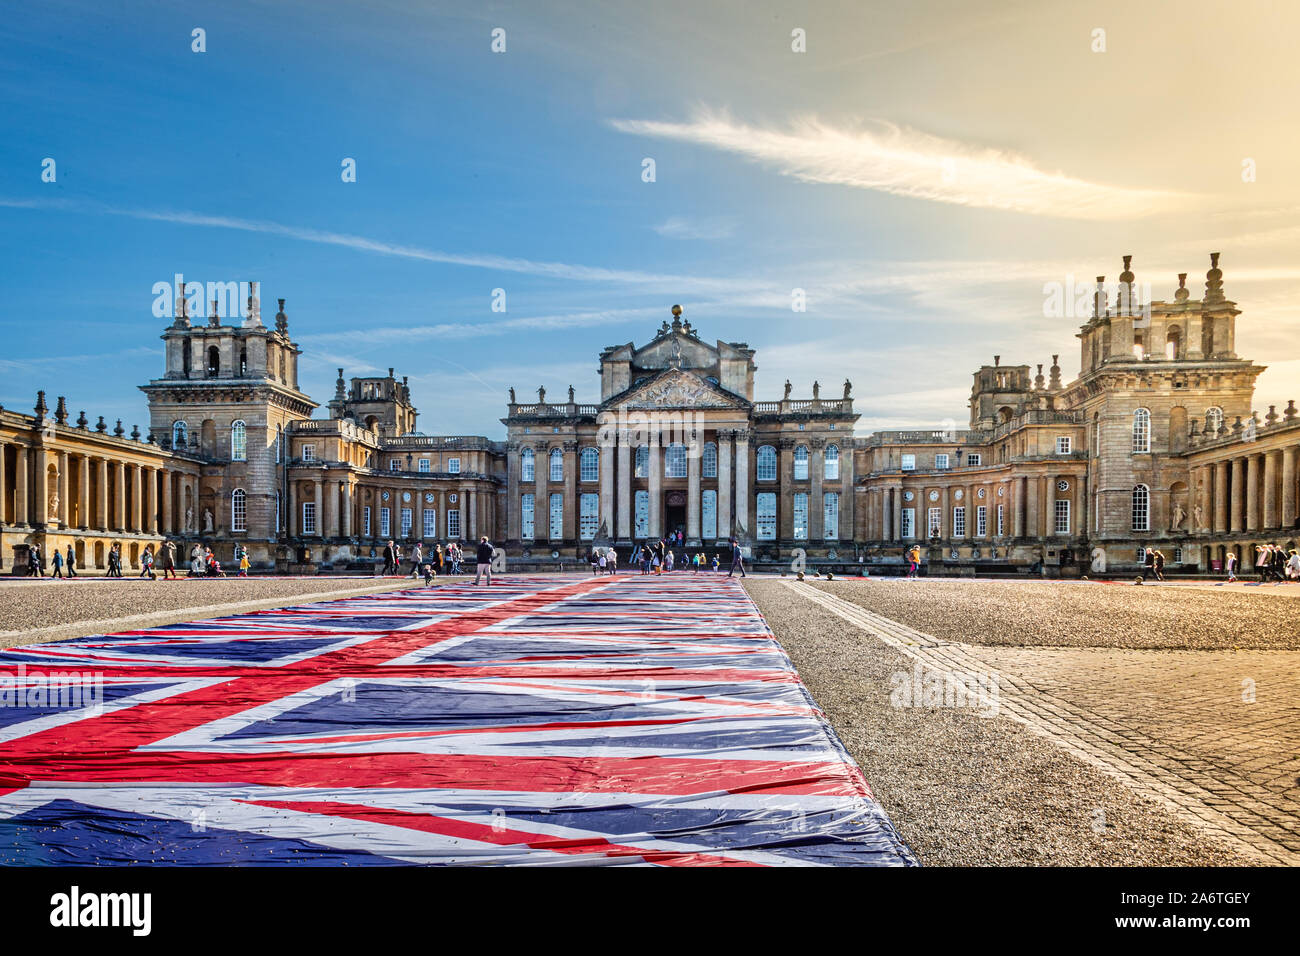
[502,305,858,559]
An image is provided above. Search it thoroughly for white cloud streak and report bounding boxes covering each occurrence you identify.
[610,110,1190,220]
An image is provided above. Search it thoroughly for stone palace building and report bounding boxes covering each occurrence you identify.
[1,254,1297,575]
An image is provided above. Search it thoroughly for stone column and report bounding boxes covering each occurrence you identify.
[1013,476,1026,537]
[288,481,298,536]
[146,466,159,533]
[506,443,520,542]
[14,445,28,525]
[535,449,549,541]
[1245,453,1260,531]
[1230,457,1245,533]
[342,481,353,538]
[160,466,172,533]
[34,449,48,528]
[326,477,340,538]
[0,441,6,525]
[313,480,324,536]
[469,488,478,539]
[841,442,855,544]
[1263,450,1280,529]
[717,431,732,540]
[134,464,146,532]
[687,436,701,543]
[617,430,631,542]
[1282,446,1298,531]
[733,431,750,540]
[57,451,69,525]
[1078,475,1088,538]
[648,432,662,538]
[893,486,903,542]
[78,455,91,528]
[879,488,890,541]
[778,441,794,540]
[96,457,108,530]
[563,442,577,541]
[810,441,825,541]
[599,436,615,539]
[1213,460,1228,533]
[113,461,126,530]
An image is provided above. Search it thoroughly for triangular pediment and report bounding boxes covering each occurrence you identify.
[610,368,748,410]
[632,332,718,371]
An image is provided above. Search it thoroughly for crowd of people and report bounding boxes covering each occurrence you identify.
[591,532,746,577]
[377,537,500,586]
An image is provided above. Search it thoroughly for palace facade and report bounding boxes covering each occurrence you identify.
[1,254,1297,575]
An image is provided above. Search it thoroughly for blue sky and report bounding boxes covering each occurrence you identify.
[3,0,1299,436]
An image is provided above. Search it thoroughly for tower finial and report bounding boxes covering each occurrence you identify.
[1204,252,1225,304]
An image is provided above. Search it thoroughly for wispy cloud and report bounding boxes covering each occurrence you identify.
[610,110,1190,220]
[653,215,735,240]
[0,196,749,293]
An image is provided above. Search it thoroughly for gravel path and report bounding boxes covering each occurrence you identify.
[0,577,417,647]
[809,578,1300,650]
[745,579,1260,866]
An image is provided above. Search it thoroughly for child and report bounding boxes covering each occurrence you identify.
[422,561,434,586]
[711,554,720,572]
[238,550,250,577]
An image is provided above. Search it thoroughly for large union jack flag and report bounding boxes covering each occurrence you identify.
[0,574,915,866]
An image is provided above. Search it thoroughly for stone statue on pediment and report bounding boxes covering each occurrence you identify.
[783,380,792,400]
[844,379,852,399]
[508,387,516,404]
[203,508,214,533]
[538,386,546,404]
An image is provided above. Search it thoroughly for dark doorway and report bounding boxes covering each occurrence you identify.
[665,504,686,539]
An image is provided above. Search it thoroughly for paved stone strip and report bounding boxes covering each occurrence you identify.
[781,580,1296,865]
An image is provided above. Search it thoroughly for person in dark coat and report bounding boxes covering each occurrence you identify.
[29,544,43,577]
[727,538,746,578]
[381,540,395,575]
[65,544,77,577]
[51,547,64,578]
[474,535,495,585]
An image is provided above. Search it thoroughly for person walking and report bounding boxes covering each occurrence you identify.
[906,545,920,579]
[408,543,424,578]
[107,543,122,578]
[474,535,494,585]
[727,538,746,578]
[65,544,77,578]
[1152,549,1165,582]
[28,544,43,577]
[382,540,395,576]
[140,545,156,580]
[1225,550,1238,583]
[161,540,177,580]
[51,546,64,579]
[238,548,250,577]
[1286,549,1300,582]
[1141,548,1156,581]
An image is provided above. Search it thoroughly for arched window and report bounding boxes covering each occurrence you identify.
[634,445,649,478]
[1165,327,1181,360]
[521,447,535,482]
[207,346,220,377]
[756,445,777,482]
[1206,406,1224,435]
[580,447,599,482]
[702,442,717,478]
[231,489,247,532]
[1132,408,1150,453]
[239,347,248,376]
[549,448,563,482]
[665,443,687,478]
[1131,484,1150,532]
[172,420,187,448]
[794,445,809,480]
[230,420,247,461]
[824,443,840,479]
